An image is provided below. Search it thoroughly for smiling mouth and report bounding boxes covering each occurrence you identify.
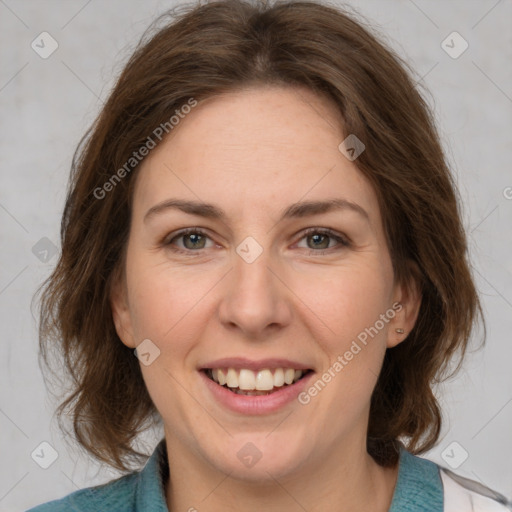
[203,368,313,396]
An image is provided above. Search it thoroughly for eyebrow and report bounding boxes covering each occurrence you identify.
[143,198,369,224]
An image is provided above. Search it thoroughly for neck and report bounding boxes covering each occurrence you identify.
[164,432,399,512]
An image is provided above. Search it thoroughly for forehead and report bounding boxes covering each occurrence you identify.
[132,86,380,228]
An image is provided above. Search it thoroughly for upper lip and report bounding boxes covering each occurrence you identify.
[199,357,313,372]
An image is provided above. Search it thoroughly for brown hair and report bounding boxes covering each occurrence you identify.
[36,0,483,471]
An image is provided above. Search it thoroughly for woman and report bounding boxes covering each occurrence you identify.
[29,0,511,510]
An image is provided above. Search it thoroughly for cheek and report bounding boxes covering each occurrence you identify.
[125,262,209,418]
[125,257,217,350]
[298,265,393,423]
[294,259,393,348]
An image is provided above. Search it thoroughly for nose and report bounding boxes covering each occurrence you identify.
[217,249,293,340]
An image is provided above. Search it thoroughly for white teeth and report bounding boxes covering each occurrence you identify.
[273,368,285,387]
[284,368,295,385]
[226,368,238,388]
[255,369,274,391]
[238,369,256,390]
[217,368,226,386]
[209,367,307,389]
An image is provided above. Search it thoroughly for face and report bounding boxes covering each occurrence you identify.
[111,86,420,482]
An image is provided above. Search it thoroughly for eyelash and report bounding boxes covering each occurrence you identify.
[163,227,351,256]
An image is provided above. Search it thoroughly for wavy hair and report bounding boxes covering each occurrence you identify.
[36,0,483,471]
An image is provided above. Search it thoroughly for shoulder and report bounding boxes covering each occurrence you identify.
[391,445,511,512]
[26,471,140,512]
[26,439,168,512]
[441,467,512,512]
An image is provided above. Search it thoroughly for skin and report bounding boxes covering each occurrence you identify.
[111,85,421,512]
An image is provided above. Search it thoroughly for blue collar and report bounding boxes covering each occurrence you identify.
[388,444,444,511]
[133,438,169,511]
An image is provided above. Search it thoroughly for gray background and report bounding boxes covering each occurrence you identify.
[1,0,511,510]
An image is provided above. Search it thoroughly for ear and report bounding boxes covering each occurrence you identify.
[387,260,422,348]
[109,268,137,349]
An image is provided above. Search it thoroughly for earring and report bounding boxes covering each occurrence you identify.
[395,328,404,334]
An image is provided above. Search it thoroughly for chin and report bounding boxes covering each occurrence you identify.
[206,433,310,482]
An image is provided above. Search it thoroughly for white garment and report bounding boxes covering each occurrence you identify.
[441,467,512,511]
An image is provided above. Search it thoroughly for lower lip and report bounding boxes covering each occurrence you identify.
[199,370,315,415]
